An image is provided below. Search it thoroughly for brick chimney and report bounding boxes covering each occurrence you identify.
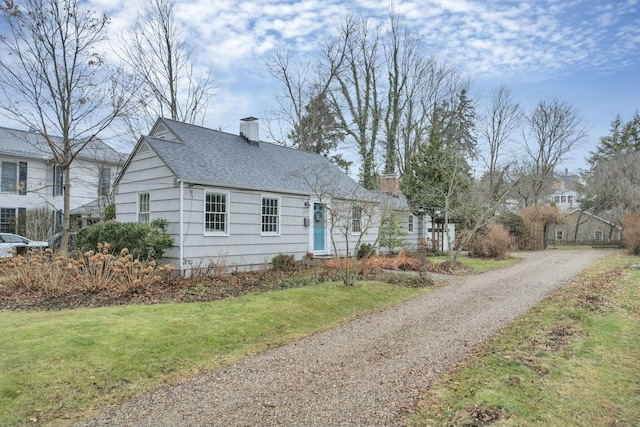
[239,116,259,145]
[379,174,400,196]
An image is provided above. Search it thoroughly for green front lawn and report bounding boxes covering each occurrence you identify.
[0,281,429,426]
[407,254,640,426]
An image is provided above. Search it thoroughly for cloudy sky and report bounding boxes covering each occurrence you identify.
[18,0,640,172]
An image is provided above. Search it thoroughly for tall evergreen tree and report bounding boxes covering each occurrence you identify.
[587,111,640,166]
[287,94,351,173]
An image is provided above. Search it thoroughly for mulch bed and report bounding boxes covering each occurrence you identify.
[0,256,464,312]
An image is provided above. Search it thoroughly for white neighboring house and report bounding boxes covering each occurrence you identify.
[546,169,582,211]
[0,126,124,235]
[114,117,424,274]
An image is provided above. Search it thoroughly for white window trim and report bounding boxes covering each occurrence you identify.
[261,195,281,236]
[204,190,230,236]
[556,230,564,240]
[594,230,603,241]
[408,215,414,234]
[137,192,150,225]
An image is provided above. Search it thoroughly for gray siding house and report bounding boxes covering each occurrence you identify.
[114,117,404,274]
[547,209,622,244]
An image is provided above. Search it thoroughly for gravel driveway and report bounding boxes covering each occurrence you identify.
[79,250,608,427]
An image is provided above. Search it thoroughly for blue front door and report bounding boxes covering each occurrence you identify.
[313,203,325,251]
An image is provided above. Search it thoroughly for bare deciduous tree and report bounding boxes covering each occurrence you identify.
[0,0,137,251]
[518,98,587,206]
[478,85,520,204]
[120,0,214,135]
[266,47,351,171]
[396,57,461,176]
[329,15,383,190]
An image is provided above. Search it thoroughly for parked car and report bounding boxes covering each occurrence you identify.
[47,232,76,252]
[0,233,48,258]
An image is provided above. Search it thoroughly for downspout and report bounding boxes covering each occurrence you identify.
[179,180,184,275]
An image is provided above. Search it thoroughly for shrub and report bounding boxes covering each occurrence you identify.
[496,210,526,242]
[102,203,116,221]
[357,243,375,259]
[379,212,408,253]
[622,211,640,255]
[468,223,513,259]
[271,253,296,271]
[75,220,173,260]
[0,244,174,299]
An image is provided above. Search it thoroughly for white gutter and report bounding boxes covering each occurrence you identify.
[179,180,184,275]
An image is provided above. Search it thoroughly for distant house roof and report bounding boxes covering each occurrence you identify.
[127,118,369,199]
[70,196,109,214]
[567,209,622,229]
[0,126,124,164]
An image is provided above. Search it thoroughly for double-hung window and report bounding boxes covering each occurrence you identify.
[205,192,228,234]
[138,193,150,225]
[351,205,362,234]
[594,230,603,241]
[556,230,564,240]
[53,164,63,196]
[408,215,414,233]
[261,196,279,235]
[1,161,27,194]
[0,208,17,233]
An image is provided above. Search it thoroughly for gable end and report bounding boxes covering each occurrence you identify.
[150,122,180,142]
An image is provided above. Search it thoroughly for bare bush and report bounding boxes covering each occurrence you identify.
[0,249,67,294]
[468,223,513,259]
[622,211,640,255]
[0,243,174,298]
[24,207,55,241]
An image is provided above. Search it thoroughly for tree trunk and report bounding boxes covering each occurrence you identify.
[61,166,71,254]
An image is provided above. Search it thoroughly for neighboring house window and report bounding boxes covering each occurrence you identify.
[408,215,414,234]
[351,205,362,233]
[53,164,63,196]
[0,208,17,233]
[98,167,111,197]
[138,193,150,225]
[205,192,228,234]
[556,230,564,240]
[594,230,603,241]
[261,196,279,235]
[1,161,27,194]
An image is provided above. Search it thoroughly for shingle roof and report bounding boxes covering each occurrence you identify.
[0,126,123,164]
[143,118,369,198]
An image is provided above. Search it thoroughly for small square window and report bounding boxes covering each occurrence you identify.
[556,230,564,240]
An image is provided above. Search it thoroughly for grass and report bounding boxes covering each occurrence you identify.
[428,253,521,273]
[0,252,569,426]
[406,254,640,427]
[0,281,429,427]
